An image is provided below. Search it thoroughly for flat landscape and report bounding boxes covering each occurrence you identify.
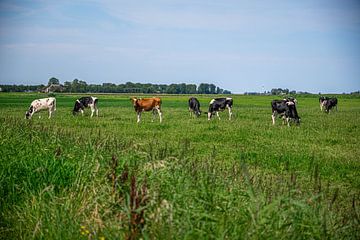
[1,93,359,239]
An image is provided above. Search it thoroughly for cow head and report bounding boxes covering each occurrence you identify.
[25,106,34,119]
[285,97,297,105]
[73,99,83,115]
[195,110,201,117]
[130,97,139,107]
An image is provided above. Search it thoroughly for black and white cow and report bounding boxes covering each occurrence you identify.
[25,97,56,119]
[207,97,233,120]
[73,96,99,117]
[188,97,201,117]
[323,97,338,113]
[271,98,300,126]
[319,96,328,111]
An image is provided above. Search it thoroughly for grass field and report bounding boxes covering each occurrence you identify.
[0,93,359,239]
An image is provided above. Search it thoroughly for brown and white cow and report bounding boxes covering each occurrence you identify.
[25,97,56,119]
[130,97,162,123]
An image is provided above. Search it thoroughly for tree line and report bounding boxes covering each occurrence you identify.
[0,77,231,94]
[245,88,312,95]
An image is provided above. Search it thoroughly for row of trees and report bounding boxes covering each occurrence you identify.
[0,84,46,92]
[244,88,312,95]
[1,78,231,94]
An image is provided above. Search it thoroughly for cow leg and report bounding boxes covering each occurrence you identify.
[156,107,162,123]
[216,111,221,120]
[152,109,157,122]
[137,112,141,123]
[228,107,233,120]
[49,104,55,119]
[80,109,84,116]
[90,104,98,118]
[287,118,291,127]
[272,112,276,125]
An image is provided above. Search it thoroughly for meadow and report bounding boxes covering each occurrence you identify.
[0,93,359,239]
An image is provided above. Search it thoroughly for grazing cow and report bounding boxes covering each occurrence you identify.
[130,97,162,123]
[73,96,99,117]
[323,97,338,113]
[207,97,233,120]
[188,97,201,117]
[319,96,328,111]
[25,97,56,119]
[271,98,300,126]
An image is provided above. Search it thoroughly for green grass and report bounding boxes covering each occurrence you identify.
[0,92,359,239]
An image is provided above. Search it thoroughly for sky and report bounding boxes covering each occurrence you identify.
[0,0,359,93]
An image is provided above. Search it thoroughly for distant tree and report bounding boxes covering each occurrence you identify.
[186,84,197,94]
[71,79,85,92]
[64,81,71,92]
[167,84,178,94]
[198,83,209,94]
[48,77,59,86]
[209,84,216,94]
[179,83,187,94]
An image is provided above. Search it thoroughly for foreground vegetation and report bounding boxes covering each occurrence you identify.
[0,93,359,239]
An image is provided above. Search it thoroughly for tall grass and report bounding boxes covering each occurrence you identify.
[0,93,359,239]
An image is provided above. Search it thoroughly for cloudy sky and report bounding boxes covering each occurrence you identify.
[0,0,359,93]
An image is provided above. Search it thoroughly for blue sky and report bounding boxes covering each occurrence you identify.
[0,0,359,93]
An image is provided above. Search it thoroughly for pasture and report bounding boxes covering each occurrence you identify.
[0,93,359,239]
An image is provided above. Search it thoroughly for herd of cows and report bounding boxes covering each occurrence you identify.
[24,95,339,126]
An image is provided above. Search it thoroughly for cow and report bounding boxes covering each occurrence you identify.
[25,97,56,119]
[130,97,162,123]
[271,98,300,126]
[188,97,201,117]
[73,96,99,117]
[319,96,328,111]
[323,97,338,113]
[207,97,233,120]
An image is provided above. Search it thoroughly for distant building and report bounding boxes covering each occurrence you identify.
[42,84,65,93]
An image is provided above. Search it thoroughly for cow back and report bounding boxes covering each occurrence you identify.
[135,97,161,111]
